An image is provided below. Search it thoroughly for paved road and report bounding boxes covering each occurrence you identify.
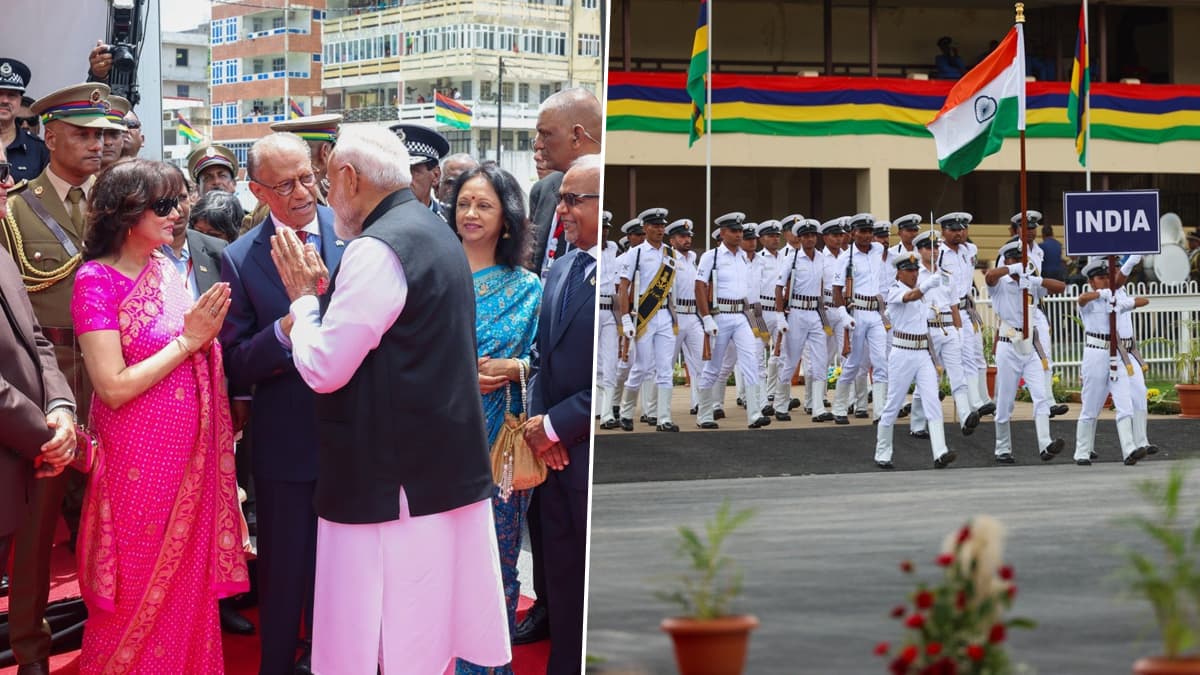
[586,413,1200,674]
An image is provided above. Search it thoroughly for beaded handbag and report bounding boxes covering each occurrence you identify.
[489,361,547,501]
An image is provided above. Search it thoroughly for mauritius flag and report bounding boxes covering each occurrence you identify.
[435,92,472,130]
[1067,0,1089,167]
[686,0,709,147]
[289,98,305,119]
[927,23,1026,179]
[175,111,202,143]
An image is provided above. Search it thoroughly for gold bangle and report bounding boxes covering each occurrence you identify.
[174,336,192,356]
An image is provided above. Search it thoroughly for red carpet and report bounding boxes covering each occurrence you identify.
[2,528,549,674]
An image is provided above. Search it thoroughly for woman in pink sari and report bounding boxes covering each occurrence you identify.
[71,158,249,674]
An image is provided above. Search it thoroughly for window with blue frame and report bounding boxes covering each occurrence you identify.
[212,105,223,126]
[225,103,238,124]
[211,22,223,45]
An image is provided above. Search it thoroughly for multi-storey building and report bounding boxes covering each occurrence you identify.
[321,0,604,183]
[211,0,328,172]
[163,23,213,166]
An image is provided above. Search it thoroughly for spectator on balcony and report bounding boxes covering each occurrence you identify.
[388,123,450,225]
[934,36,966,80]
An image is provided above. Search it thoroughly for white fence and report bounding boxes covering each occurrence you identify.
[972,280,1200,388]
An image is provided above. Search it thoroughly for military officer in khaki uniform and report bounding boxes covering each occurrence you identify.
[0,82,124,675]
[269,113,341,206]
[187,142,266,233]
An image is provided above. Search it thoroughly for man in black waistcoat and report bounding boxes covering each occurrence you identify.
[271,125,510,674]
[524,154,600,675]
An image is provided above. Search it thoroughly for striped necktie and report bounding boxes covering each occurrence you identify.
[558,253,589,322]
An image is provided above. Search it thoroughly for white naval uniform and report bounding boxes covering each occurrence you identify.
[823,247,850,370]
[596,240,620,423]
[1116,288,1155,452]
[673,250,705,411]
[938,241,990,410]
[990,273,1057,458]
[696,244,765,426]
[831,242,890,418]
[1073,289,1138,461]
[618,241,680,426]
[909,263,974,432]
[875,278,950,464]
[777,247,831,417]
[754,249,787,411]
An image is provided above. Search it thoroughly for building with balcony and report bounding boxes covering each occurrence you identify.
[211,0,328,171]
[322,0,604,182]
[162,23,213,167]
[605,0,1200,272]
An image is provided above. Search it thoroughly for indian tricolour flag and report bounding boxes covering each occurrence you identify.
[927,24,1026,179]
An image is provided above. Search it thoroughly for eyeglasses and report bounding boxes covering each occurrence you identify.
[0,162,10,183]
[253,171,317,197]
[15,116,38,129]
[557,192,599,207]
[125,121,141,130]
[149,197,181,217]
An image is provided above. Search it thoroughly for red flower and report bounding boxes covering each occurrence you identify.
[966,644,986,661]
[922,658,958,675]
[900,559,914,574]
[905,613,926,629]
[955,590,967,610]
[900,645,919,663]
[926,642,942,656]
[999,565,1014,580]
[1007,585,1018,601]
[936,553,955,567]
[989,623,1007,643]
[956,525,971,545]
[891,605,907,618]
[874,641,890,656]
[915,590,934,609]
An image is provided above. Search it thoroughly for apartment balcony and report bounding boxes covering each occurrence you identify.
[323,51,567,89]
[322,0,568,36]
[327,99,540,129]
[244,26,310,40]
[162,64,210,84]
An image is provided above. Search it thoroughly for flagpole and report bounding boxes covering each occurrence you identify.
[1017,3,1029,341]
[1083,0,1091,191]
[705,0,713,247]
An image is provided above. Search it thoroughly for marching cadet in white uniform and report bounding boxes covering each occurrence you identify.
[1073,258,1148,465]
[753,220,787,416]
[908,231,981,438]
[597,211,622,429]
[722,224,762,411]
[874,253,957,470]
[613,217,645,420]
[775,218,834,422]
[668,218,705,416]
[772,214,806,414]
[617,208,680,432]
[890,214,922,258]
[820,218,850,411]
[1113,254,1159,456]
[831,214,890,424]
[937,212,996,417]
[696,212,770,429]
[984,241,1067,463]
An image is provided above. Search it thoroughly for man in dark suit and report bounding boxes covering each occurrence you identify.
[517,88,603,647]
[524,155,600,674]
[219,132,346,674]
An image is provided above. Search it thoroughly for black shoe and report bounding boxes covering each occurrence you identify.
[909,429,929,440]
[934,451,957,469]
[1124,447,1148,466]
[775,412,792,422]
[714,409,726,420]
[619,418,634,432]
[875,460,894,470]
[1076,458,1092,466]
[834,415,850,425]
[689,405,698,415]
[645,416,657,426]
[1145,444,1159,456]
[995,453,1016,464]
[219,599,255,635]
[656,422,680,432]
[978,402,996,416]
[1041,438,1064,461]
[767,394,775,403]
[847,404,855,415]
[699,421,720,429]
[898,404,911,418]
[804,407,813,415]
[761,404,776,417]
[789,398,802,411]
[938,390,946,401]
[749,417,769,429]
[599,419,620,430]
[640,414,649,423]
[868,391,874,403]
[1049,404,1069,417]
[736,397,745,408]
[961,411,981,437]
[1089,451,1099,460]
[824,399,831,408]
[513,603,550,645]
[612,405,620,419]
[813,412,833,423]
[854,410,869,419]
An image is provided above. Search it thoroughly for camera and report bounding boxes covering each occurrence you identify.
[106,43,137,70]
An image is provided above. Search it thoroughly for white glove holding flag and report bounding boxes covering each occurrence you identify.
[621,314,635,340]
[918,275,942,293]
[1121,255,1143,277]
[702,314,719,336]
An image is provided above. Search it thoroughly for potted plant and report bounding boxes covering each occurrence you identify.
[1173,321,1200,418]
[875,515,1034,673]
[657,500,758,675]
[981,326,999,398]
[1119,466,1200,674]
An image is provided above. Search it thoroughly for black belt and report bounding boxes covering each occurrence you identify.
[599,300,612,311]
[43,326,76,348]
[676,298,697,307]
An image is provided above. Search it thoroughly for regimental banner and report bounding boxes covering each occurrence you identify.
[1063,190,1160,257]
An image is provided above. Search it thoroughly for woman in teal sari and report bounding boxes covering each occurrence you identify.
[451,163,542,675]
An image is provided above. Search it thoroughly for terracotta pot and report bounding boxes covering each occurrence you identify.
[986,366,997,398]
[661,615,759,675]
[1177,384,1200,420]
[1133,656,1200,674]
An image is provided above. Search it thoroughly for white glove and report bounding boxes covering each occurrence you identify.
[1025,262,1039,277]
[776,314,789,334]
[841,307,856,331]
[1006,263,1023,276]
[1116,295,1136,312]
[918,275,942,293]
[702,314,719,336]
[1017,275,1032,290]
[1025,275,1043,289]
[1121,255,1143,277]
[1097,288,1113,302]
[621,314,635,339]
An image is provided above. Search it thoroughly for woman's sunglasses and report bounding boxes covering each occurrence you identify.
[149,197,181,217]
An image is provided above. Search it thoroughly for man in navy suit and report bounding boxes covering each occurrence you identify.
[218,132,345,674]
[525,154,600,675]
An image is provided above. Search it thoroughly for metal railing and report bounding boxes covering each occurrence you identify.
[327,99,541,126]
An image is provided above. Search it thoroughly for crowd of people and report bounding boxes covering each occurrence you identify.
[0,47,601,675]
[598,206,1161,469]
